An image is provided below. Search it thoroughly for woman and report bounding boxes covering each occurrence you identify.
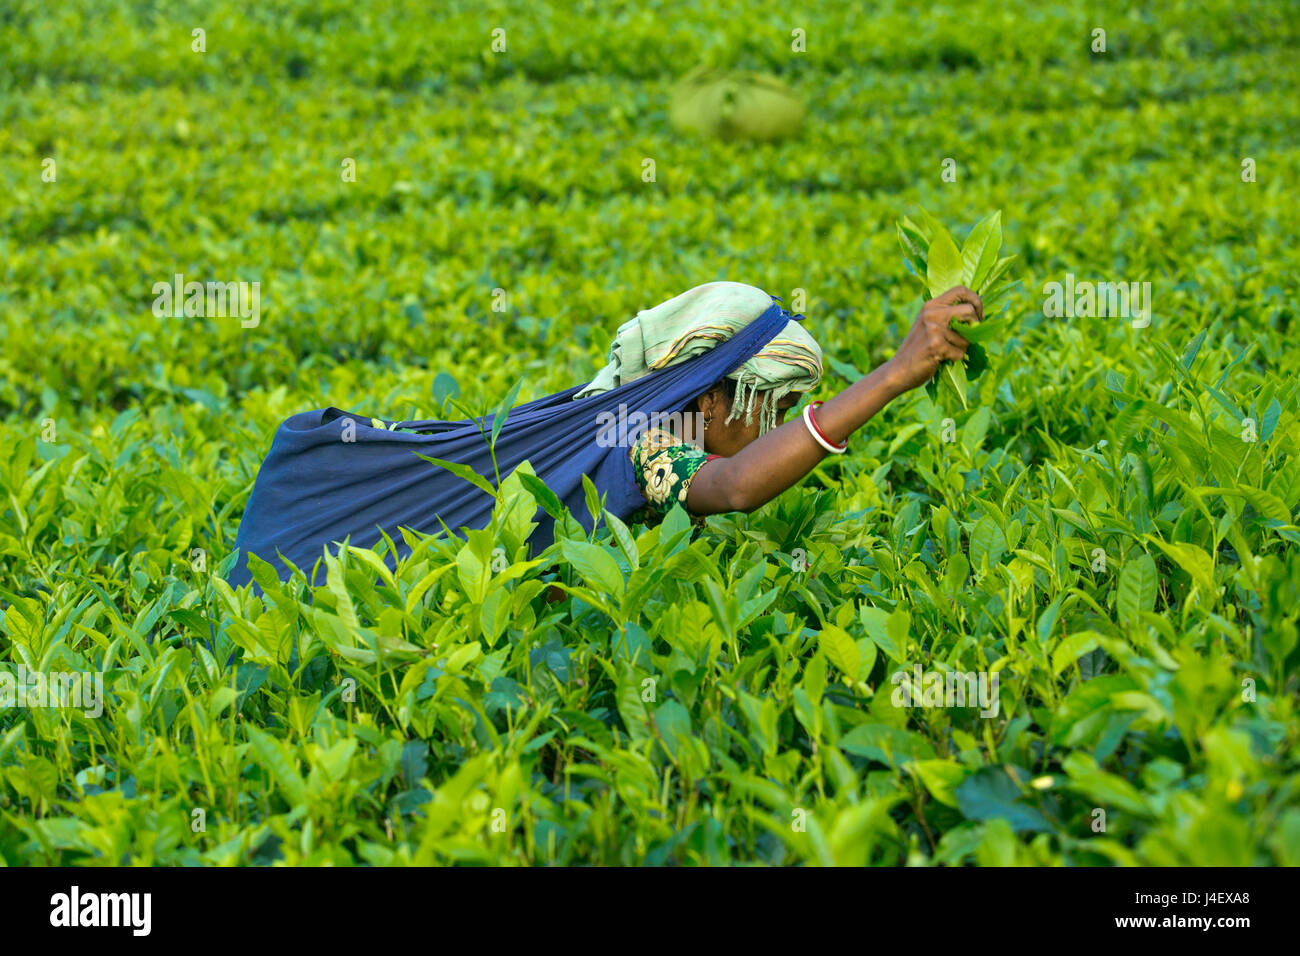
[602,281,981,527]
[227,280,981,589]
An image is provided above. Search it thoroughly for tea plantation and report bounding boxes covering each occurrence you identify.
[1,0,1298,865]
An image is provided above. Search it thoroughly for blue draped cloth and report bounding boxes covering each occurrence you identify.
[227,300,790,589]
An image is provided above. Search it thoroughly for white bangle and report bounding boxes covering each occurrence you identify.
[802,403,848,454]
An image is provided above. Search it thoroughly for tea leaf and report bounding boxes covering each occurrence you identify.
[961,211,1002,289]
[1117,552,1158,625]
[926,226,964,298]
[561,539,625,597]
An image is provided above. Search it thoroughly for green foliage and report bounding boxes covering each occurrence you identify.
[0,0,1298,866]
[898,208,1019,408]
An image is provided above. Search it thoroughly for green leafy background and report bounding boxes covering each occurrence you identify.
[0,0,1297,865]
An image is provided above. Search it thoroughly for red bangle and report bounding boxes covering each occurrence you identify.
[806,401,848,452]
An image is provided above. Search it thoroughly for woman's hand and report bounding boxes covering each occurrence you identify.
[884,286,984,395]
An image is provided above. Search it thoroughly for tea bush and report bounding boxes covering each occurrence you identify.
[1,0,1298,865]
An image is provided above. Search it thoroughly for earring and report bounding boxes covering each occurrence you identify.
[704,415,713,430]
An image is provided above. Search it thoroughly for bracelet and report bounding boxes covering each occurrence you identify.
[802,401,848,454]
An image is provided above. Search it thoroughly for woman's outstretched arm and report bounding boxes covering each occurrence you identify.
[686,285,984,515]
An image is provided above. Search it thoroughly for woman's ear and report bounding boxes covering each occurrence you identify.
[695,383,729,420]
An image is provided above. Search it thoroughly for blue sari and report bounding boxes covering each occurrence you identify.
[227,301,790,589]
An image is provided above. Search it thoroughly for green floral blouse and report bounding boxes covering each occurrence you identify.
[626,427,717,527]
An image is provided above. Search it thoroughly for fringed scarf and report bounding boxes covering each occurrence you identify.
[573,282,823,434]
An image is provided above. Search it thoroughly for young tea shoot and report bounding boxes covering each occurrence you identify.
[897,210,1020,409]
